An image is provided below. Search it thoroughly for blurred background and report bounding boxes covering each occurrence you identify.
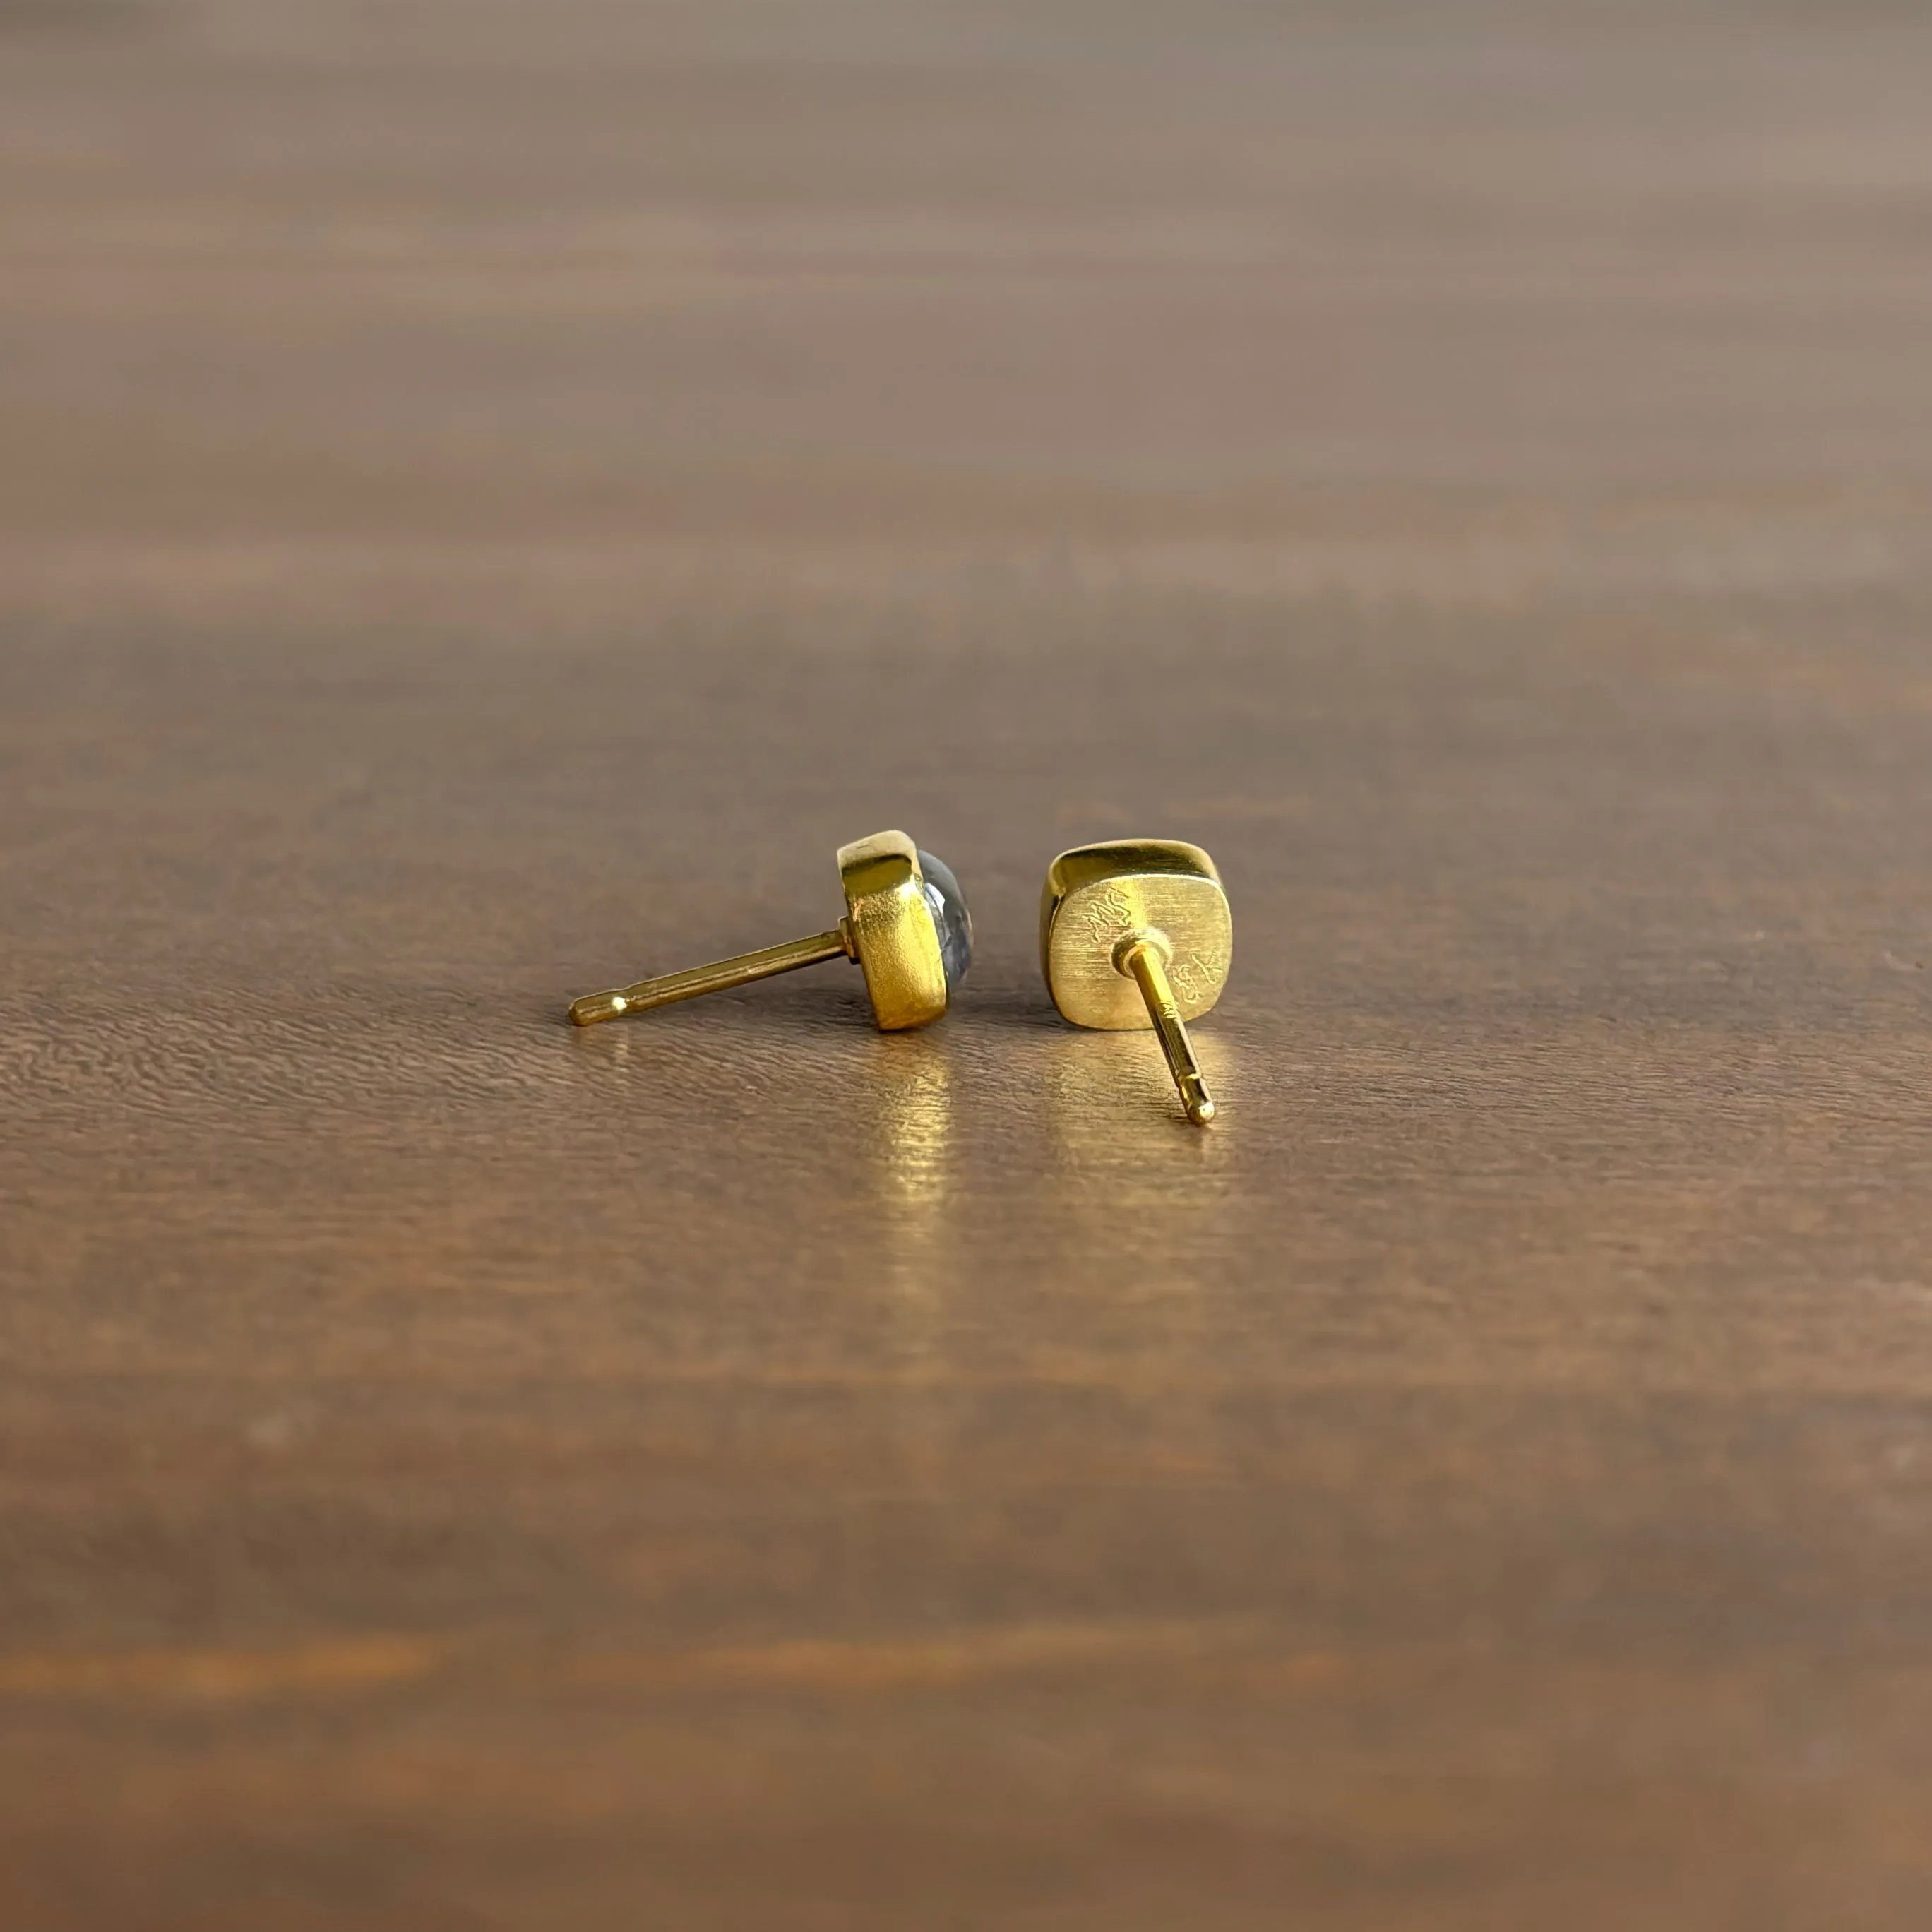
[6,3,1932,1927]
[8,0,1930,626]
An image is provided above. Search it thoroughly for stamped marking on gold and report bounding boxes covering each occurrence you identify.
[1167,953,1215,1006]
[1083,884,1138,949]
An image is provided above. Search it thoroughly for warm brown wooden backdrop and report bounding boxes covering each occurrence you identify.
[4,2,1932,1926]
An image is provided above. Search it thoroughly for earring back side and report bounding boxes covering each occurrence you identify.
[1039,839,1232,1029]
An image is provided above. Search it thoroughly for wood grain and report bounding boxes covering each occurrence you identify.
[4,2,1932,1926]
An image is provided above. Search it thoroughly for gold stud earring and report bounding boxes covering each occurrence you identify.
[570,829,971,1032]
[1040,839,1232,1124]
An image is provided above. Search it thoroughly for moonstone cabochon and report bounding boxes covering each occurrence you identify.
[917,851,973,992]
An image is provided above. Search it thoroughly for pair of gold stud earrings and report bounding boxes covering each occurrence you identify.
[568,830,1232,1124]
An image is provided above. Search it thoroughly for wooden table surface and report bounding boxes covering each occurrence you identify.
[6,3,1932,1926]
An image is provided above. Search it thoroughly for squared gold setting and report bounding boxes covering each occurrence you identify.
[1041,839,1232,1031]
[837,829,949,1031]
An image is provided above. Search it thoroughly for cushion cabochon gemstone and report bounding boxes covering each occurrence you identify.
[917,850,973,993]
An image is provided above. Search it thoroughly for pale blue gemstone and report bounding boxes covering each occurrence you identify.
[917,849,972,992]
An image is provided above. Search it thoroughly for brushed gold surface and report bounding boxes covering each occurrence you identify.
[837,830,951,1032]
[1042,840,1233,1031]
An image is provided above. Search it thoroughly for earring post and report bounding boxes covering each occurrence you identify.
[1117,937,1216,1124]
[570,924,853,1026]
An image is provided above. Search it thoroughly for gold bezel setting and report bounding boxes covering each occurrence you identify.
[837,830,950,1032]
[568,827,961,1033]
[1041,840,1232,1032]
